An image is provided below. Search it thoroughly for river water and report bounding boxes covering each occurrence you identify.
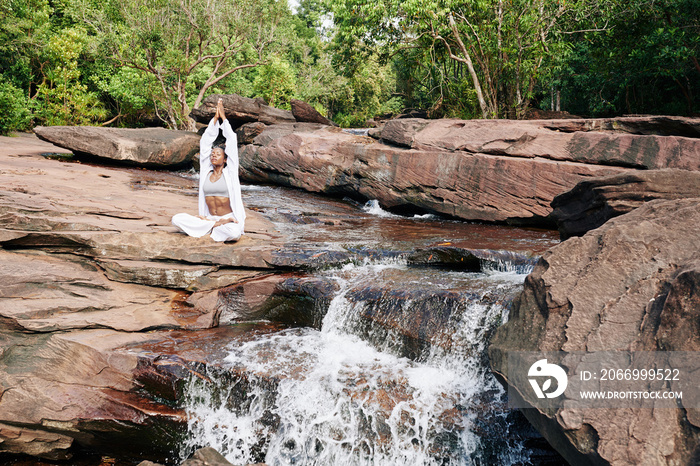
[179,182,560,465]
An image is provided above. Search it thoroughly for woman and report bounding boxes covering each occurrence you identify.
[172,98,246,242]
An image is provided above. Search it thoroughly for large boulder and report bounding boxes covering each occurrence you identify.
[239,124,629,226]
[290,98,337,126]
[551,169,700,239]
[379,117,700,170]
[489,198,700,465]
[190,94,295,126]
[34,126,200,168]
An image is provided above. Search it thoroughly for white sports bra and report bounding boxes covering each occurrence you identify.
[203,173,229,197]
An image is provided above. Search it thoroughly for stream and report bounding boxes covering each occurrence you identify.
[178,181,561,465]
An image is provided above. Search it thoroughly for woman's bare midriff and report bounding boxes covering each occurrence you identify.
[205,196,234,217]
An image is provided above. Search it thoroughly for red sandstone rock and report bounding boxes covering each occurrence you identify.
[34,126,200,168]
[291,98,337,126]
[489,198,700,465]
[239,125,630,225]
[380,118,700,170]
[190,93,295,126]
[551,169,700,239]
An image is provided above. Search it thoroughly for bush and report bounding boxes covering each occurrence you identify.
[0,78,32,135]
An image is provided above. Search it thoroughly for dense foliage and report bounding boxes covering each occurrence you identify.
[0,0,697,133]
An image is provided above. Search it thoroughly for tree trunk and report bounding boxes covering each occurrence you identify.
[448,14,490,118]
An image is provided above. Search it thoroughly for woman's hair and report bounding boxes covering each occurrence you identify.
[212,144,227,167]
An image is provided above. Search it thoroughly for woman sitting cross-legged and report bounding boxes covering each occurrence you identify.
[172,98,246,242]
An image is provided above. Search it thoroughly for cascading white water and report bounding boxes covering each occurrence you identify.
[183,259,531,465]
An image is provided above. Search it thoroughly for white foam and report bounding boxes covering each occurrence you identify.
[361,200,401,218]
[183,260,531,465]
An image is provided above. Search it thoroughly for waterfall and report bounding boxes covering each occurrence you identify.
[182,259,531,465]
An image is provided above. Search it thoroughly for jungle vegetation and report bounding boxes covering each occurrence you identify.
[1,0,698,133]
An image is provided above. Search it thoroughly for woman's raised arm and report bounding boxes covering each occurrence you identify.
[199,103,221,172]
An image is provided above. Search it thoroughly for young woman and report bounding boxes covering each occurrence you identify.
[172,98,246,242]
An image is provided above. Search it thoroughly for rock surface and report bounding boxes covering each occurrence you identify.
[190,94,295,126]
[290,98,337,126]
[379,117,700,170]
[239,124,630,225]
[34,126,200,168]
[551,168,700,239]
[0,138,295,461]
[489,198,700,465]
[0,134,550,462]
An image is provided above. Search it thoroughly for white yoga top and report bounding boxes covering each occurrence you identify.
[203,173,229,197]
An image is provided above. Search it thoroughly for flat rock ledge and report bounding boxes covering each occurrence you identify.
[34,126,200,168]
[551,168,700,239]
[239,123,633,226]
[0,143,298,462]
[489,198,700,465]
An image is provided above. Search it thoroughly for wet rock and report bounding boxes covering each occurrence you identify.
[34,126,200,168]
[551,169,700,239]
[181,446,232,465]
[489,198,700,465]
[190,94,295,126]
[379,117,700,170]
[239,124,627,226]
[0,423,73,460]
[98,259,264,291]
[0,329,187,461]
[192,274,338,328]
[408,246,536,273]
[346,281,519,359]
[290,99,337,126]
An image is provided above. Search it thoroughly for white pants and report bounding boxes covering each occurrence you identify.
[171,212,243,242]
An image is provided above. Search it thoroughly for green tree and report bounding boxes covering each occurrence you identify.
[72,0,288,129]
[33,27,107,125]
[554,0,700,116]
[0,77,32,134]
[253,57,297,108]
[331,0,614,119]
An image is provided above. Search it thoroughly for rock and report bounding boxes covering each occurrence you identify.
[368,126,383,139]
[379,117,700,170]
[97,259,264,291]
[407,246,537,273]
[0,423,73,460]
[290,99,337,126]
[0,329,187,461]
[550,168,700,239]
[191,274,339,328]
[236,122,267,145]
[395,109,428,119]
[181,446,233,465]
[190,94,295,126]
[0,148,287,269]
[239,124,629,226]
[33,126,200,168]
[540,115,700,137]
[0,250,215,332]
[488,198,700,465]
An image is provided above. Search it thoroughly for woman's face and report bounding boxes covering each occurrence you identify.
[211,148,226,167]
